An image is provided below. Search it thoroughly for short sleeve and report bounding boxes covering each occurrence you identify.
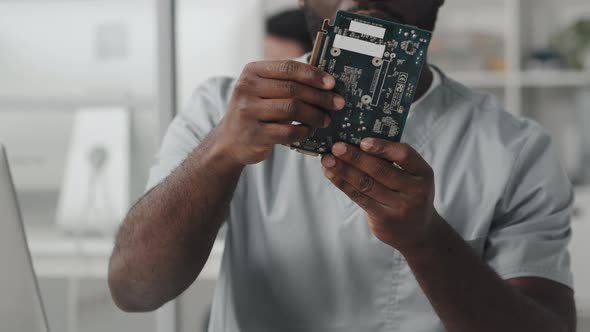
[146,77,235,191]
[485,123,574,289]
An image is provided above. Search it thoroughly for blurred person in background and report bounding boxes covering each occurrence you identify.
[265,9,313,60]
[109,1,577,331]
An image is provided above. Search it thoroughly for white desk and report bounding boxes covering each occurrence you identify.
[27,227,224,332]
[27,227,225,280]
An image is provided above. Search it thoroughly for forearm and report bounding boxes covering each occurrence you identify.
[402,219,570,332]
[109,129,244,312]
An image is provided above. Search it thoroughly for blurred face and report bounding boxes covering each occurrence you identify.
[299,0,444,37]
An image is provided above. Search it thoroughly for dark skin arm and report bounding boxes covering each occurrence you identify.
[322,139,576,332]
[406,223,576,332]
[108,132,243,312]
[108,60,344,312]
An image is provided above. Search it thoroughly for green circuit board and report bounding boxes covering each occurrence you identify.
[291,11,432,155]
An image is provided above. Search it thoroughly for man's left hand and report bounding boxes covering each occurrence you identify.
[321,138,442,251]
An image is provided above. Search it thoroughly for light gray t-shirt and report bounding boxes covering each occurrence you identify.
[147,67,573,332]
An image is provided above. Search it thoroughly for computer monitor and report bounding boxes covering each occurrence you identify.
[0,145,50,332]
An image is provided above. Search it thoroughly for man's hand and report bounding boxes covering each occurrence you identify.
[321,138,441,251]
[322,138,576,332]
[216,60,346,166]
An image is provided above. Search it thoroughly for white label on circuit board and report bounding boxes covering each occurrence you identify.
[333,35,386,58]
[349,21,386,39]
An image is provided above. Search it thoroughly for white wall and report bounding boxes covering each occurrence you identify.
[176,0,265,104]
[0,0,158,99]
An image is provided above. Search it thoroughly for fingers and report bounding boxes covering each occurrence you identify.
[322,167,386,214]
[329,143,417,191]
[248,78,345,111]
[259,123,312,145]
[323,163,419,222]
[322,154,401,206]
[257,99,331,128]
[246,60,336,91]
[360,139,433,177]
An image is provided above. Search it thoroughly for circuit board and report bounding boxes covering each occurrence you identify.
[291,11,432,156]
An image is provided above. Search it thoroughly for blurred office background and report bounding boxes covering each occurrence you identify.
[0,0,589,331]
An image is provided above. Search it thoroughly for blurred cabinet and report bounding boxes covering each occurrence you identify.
[433,0,590,115]
[433,0,590,185]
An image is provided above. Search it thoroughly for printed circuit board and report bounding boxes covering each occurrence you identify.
[291,11,432,155]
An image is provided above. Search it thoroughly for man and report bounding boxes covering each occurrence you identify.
[108,1,577,331]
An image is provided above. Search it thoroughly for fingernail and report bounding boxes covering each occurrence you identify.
[333,96,346,110]
[323,116,331,128]
[324,169,336,179]
[332,143,347,157]
[323,75,335,88]
[360,139,375,151]
[322,155,336,168]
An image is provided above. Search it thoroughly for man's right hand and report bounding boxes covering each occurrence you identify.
[215,60,346,166]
